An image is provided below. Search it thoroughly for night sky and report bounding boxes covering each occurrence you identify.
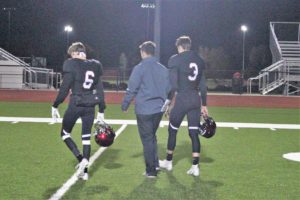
[0,0,299,71]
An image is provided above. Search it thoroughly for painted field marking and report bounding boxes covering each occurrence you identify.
[48,124,128,200]
[283,152,300,162]
[1,117,300,130]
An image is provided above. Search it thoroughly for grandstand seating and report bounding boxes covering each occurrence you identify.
[0,47,58,89]
[248,22,300,95]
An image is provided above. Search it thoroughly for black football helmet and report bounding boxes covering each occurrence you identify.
[94,122,115,147]
[199,116,217,138]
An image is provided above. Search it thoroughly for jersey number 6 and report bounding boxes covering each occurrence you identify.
[83,71,95,89]
[188,63,198,81]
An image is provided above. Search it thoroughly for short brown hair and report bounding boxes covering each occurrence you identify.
[139,41,156,56]
[175,35,191,50]
[67,42,86,55]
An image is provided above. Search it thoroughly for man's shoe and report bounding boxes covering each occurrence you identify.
[76,158,89,178]
[186,164,199,176]
[143,172,157,178]
[159,159,173,171]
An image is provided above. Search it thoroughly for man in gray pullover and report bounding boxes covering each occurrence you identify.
[122,41,170,178]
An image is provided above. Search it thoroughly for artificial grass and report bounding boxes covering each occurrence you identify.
[0,102,299,199]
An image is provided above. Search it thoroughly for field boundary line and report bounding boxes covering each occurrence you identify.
[0,116,300,129]
[48,124,128,200]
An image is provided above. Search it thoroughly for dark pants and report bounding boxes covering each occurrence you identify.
[168,92,201,153]
[136,112,163,176]
[61,97,95,160]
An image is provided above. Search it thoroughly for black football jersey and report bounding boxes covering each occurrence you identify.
[64,58,102,94]
[53,58,103,108]
[168,51,205,93]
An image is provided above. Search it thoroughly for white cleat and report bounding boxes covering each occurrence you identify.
[76,158,89,178]
[159,159,173,171]
[79,173,89,181]
[187,164,200,176]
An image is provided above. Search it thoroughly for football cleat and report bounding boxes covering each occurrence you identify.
[199,116,217,138]
[187,164,200,176]
[78,172,89,181]
[94,122,115,147]
[159,160,173,171]
[76,158,89,178]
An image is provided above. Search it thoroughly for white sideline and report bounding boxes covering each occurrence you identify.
[48,124,128,200]
[0,116,300,130]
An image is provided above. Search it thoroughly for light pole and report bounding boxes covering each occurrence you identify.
[64,25,73,47]
[241,25,248,78]
[3,7,16,50]
[141,3,155,40]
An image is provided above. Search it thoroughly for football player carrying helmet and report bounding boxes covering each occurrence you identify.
[94,122,115,147]
[199,116,217,138]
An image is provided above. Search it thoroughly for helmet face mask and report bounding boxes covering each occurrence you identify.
[94,123,115,147]
[199,116,217,138]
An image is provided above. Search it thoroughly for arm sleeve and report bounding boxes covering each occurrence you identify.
[52,61,73,108]
[95,61,106,113]
[199,72,207,106]
[121,66,142,111]
[167,58,178,100]
[97,77,106,113]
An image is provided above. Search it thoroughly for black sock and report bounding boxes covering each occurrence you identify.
[166,153,173,161]
[192,157,199,165]
[76,154,83,162]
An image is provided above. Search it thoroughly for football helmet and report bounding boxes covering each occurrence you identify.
[199,116,216,138]
[94,122,115,147]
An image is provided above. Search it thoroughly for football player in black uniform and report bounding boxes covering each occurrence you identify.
[51,42,106,180]
[159,36,208,176]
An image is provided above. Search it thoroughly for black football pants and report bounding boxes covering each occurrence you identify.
[167,92,201,153]
[60,98,95,161]
[136,112,163,176]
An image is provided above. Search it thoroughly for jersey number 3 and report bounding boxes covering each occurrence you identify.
[188,63,198,81]
[83,71,95,89]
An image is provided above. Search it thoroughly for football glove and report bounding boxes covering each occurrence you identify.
[96,112,105,124]
[51,107,60,122]
[161,99,171,112]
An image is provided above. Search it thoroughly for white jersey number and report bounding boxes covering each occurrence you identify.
[83,71,95,89]
[188,63,198,81]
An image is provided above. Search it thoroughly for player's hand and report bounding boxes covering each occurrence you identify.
[51,107,60,122]
[161,99,171,112]
[201,106,208,118]
[96,112,105,124]
[164,103,174,119]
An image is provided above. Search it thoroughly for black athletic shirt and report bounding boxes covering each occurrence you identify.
[53,58,106,111]
[168,51,207,106]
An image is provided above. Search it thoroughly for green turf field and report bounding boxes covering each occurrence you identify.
[0,102,299,200]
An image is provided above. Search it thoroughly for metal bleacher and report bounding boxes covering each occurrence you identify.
[248,22,300,95]
[0,47,60,89]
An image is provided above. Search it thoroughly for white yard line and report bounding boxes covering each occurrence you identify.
[0,116,300,130]
[48,124,128,200]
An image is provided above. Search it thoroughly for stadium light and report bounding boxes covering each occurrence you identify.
[64,25,73,46]
[64,25,73,33]
[240,25,248,79]
[241,25,248,32]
